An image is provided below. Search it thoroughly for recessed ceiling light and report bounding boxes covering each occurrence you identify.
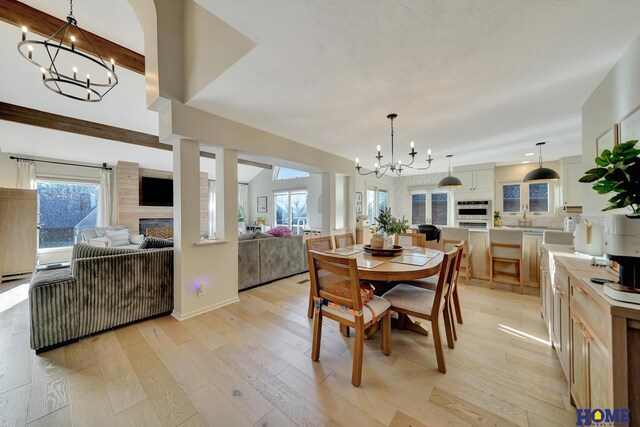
[525,152,535,156]
[522,160,531,164]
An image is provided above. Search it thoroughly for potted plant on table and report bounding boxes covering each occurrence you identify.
[493,211,502,227]
[372,208,409,248]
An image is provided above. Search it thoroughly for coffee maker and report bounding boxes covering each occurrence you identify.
[603,214,640,304]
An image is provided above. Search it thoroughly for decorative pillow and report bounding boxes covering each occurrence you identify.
[94,226,116,237]
[106,230,130,247]
[253,231,275,239]
[81,228,98,241]
[320,279,375,306]
[129,234,145,245]
[266,226,293,237]
[238,233,255,241]
[139,237,174,249]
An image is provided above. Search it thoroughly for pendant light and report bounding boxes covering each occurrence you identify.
[438,155,462,188]
[523,142,559,182]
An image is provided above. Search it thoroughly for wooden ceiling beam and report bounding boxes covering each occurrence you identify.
[0,0,145,75]
[0,102,271,169]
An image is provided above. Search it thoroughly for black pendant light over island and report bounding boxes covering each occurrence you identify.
[523,142,560,182]
[438,155,463,188]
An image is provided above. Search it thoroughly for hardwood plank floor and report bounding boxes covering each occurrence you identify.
[0,275,577,426]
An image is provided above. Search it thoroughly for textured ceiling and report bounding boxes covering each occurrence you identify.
[190,0,640,173]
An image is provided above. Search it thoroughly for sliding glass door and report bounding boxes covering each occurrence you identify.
[37,179,100,248]
[274,191,308,234]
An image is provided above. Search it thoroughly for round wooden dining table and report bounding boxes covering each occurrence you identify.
[323,244,444,282]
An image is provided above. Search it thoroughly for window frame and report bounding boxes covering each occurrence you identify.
[498,181,556,216]
[36,176,101,250]
[409,189,452,227]
[272,166,309,181]
[273,189,308,234]
[366,184,389,225]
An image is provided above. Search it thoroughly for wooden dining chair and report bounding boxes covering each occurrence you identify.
[305,236,334,318]
[382,247,459,373]
[334,232,355,248]
[308,250,392,387]
[395,232,427,248]
[489,229,524,294]
[441,227,473,284]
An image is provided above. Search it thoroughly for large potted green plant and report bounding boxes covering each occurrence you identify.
[579,140,640,215]
[371,208,409,248]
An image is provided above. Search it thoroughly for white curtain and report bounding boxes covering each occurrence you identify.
[238,183,249,222]
[16,160,37,190]
[208,180,216,239]
[98,169,112,226]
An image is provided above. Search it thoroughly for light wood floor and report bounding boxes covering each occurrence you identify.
[0,275,577,427]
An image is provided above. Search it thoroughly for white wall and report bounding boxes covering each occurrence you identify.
[582,33,640,219]
[247,168,324,229]
[354,172,396,218]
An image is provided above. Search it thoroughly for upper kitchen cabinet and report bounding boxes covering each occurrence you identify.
[560,156,584,209]
[453,164,495,201]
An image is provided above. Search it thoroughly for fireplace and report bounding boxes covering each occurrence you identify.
[139,218,173,236]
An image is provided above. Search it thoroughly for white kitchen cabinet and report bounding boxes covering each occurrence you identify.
[561,156,584,208]
[455,168,494,193]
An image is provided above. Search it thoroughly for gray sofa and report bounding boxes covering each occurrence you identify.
[29,240,173,352]
[238,233,308,290]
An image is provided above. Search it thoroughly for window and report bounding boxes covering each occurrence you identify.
[37,180,100,249]
[503,184,521,213]
[529,183,549,213]
[273,167,309,180]
[274,191,307,234]
[500,182,553,214]
[366,186,388,224]
[411,191,450,226]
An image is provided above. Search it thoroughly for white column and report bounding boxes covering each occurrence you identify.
[173,140,239,320]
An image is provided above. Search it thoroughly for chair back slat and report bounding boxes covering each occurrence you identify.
[306,236,333,252]
[395,233,427,248]
[334,233,355,248]
[430,247,459,316]
[308,250,363,311]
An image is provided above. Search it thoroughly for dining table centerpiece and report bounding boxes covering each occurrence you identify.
[373,208,409,248]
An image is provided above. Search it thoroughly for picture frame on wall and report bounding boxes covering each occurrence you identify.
[257,196,267,213]
[355,192,363,214]
[596,124,619,156]
[620,105,640,143]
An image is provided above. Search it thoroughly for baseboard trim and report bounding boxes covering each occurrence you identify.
[171,296,240,321]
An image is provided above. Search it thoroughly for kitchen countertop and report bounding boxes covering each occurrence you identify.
[542,244,640,320]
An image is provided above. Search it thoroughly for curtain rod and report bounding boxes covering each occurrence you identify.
[9,156,112,171]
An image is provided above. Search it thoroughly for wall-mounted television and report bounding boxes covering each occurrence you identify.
[139,176,173,207]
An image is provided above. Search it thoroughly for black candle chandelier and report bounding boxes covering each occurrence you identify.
[17,0,118,102]
[355,113,433,178]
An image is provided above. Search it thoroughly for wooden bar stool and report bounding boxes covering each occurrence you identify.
[489,229,524,294]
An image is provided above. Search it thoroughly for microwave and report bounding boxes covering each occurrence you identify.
[457,200,491,220]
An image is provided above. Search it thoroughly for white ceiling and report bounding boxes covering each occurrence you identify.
[189,0,640,174]
[3,1,640,177]
[19,0,145,54]
[0,121,264,182]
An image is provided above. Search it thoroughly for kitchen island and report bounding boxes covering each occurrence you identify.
[465,226,563,286]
